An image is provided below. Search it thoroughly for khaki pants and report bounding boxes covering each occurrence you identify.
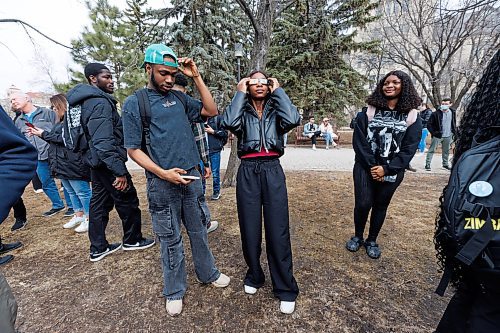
[426,136,451,167]
[0,272,17,333]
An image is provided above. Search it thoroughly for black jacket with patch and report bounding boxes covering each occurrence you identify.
[41,122,90,181]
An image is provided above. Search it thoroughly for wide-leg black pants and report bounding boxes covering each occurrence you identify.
[89,167,143,253]
[236,158,299,301]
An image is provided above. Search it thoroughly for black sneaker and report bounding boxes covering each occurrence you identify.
[0,255,14,266]
[443,165,452,170]
[89,243,122,262]
[11,218,27,231]
[122,238,155,251]
[64,208,75,217]
[0,241,23,255]
[425,165,431,171]
[42,207,65,217]
[211,191,221,200]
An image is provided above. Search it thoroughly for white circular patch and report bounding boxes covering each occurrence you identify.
[469,181,493,197]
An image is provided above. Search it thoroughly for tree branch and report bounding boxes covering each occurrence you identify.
[235,0,259,35]
[0,19,72,49]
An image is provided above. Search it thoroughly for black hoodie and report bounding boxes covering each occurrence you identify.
[66,84,128,177]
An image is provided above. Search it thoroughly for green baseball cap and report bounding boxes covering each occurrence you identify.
[141,44,178,68]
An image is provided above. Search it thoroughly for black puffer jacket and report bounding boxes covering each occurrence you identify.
[222,88,300,157]
[66,84,128,177]
[41,122,90,181]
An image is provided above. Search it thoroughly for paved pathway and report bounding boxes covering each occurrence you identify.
[126,146,451,175]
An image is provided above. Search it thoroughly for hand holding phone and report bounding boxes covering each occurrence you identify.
[180,175,200,180]
[25,122,35,128]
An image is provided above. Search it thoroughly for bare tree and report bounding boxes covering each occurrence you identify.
[375,0,499,109]
[222,0,296,187]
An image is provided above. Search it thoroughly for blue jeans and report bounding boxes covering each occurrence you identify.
[61,179,92,216]
[209,152,221,193]
[63,186,73,210]
[322,132,335,146]
[419,128,429,152]
[37,160,64,209]
[146,169,220,300]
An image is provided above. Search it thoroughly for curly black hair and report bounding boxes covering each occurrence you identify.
[366,70,422,113]
[434,50,500,288]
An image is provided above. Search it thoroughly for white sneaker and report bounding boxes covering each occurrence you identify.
[74,219,89,233]
[212,273,230,288]
[34,189,44,194]
[63,215,84,229]
[326,146,330,150]
[207,220,219,233]
[312,145,317,151]
[166,299,183,316]
[244,285,257,294]
[280,301,296,314]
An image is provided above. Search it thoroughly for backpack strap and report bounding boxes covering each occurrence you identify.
[135,88,159,165]
[406,109,418,126]
[170,89,188,113]
[435,265,453,296]
[366,105,376,121]
[455,208,496,266]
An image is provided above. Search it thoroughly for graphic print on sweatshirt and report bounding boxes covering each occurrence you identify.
[367,109,409,165]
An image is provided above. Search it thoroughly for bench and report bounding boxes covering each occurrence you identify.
[294,125,340,147]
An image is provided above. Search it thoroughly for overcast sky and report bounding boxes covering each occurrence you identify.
[0,0,168,97]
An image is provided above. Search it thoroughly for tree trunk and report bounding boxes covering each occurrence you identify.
[222,138,239,188]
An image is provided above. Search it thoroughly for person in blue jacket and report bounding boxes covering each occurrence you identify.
[0,105,37,333]
[0,104,37,265]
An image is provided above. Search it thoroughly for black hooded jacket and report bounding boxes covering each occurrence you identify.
[221,88,300,157]
[66,84,128,177]
[41,122,90,181]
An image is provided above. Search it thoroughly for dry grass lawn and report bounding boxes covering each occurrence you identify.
[0,170,451,332]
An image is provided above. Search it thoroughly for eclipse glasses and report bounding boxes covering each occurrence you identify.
[248,78,270,86]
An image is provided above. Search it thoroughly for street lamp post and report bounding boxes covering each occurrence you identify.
[235,43,243,82]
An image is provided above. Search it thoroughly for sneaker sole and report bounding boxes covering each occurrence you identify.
[42,209,64,217]
[122,241,156,251]
[90,244,122,262]
[63,222,82,229]
[11,223,27,232]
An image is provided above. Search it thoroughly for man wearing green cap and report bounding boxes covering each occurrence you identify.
[122,44,229,316]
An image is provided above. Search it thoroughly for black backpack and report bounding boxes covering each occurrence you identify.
[435,130,500,295]
[62,101,89,153]
[134,88,187,164]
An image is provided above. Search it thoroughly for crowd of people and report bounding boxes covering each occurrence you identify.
[0,44,498,332]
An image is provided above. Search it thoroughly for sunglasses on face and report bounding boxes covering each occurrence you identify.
[248,78,269,86]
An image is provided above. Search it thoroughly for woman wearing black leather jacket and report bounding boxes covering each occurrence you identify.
[222,70,300,314]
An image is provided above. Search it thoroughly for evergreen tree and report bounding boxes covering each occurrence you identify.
[267,0,378,125]
[163,0,252,107]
